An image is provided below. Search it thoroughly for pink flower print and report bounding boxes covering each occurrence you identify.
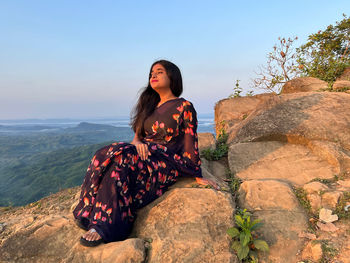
[172,113,180,121]
[159,122,165,128]
[138,162,143,169]
[156,189,163,196]
[83,197,89,206]
[101,158,111,167]
[167,127,173,133]
[102,217,107,222]
[93,159,100,167]
[184,110,193,121]
[82,211,90,218]
[111,170,120,180]
[102,204,107,211]
[106,208,112,215]
[183,152,191,159]
[176,104,184,112]
[152,121,159,133]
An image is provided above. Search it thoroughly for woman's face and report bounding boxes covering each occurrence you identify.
[149,63,171,93]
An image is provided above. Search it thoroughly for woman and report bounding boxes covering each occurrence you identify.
[73,59,217,247]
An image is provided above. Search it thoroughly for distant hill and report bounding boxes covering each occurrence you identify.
[0,141,114,206]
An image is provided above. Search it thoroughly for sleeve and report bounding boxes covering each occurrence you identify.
[179,101,202,177]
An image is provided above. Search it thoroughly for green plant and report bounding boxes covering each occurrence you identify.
[227,209,269,262]
[335,191,350,220]
[296,14,350,83]
[293,187,312,215]
[201,129,229,161]
[229,80,243,98]
[318,240,338,263]
[226,169,242,194]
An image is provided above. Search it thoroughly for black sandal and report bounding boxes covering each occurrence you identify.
[80,228,105,247]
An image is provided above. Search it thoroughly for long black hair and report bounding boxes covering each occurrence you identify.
[130,59,183,139]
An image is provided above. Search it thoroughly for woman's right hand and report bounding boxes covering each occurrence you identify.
[132,141,150,161]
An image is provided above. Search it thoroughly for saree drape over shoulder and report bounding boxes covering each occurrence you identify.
[73,98,202,242]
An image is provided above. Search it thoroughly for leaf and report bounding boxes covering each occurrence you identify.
[240,231,251,246]
[249,250,258,262]
[237,244,250,260]
[231,240,240,253]
[235,214,244,228]
[251,222,263,231]
[253,239,269,252]
[227,227,240,238]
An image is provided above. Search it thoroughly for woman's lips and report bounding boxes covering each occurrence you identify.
[151,80,158,82]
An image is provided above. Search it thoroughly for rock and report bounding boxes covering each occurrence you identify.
[316,221,339,232]
[228,92,350,152]
[301,241,322,262]
[281,77,328,94]
[319,208,338,223]
[238,180,308,263]
[337,179,350,188]
[307,193,322,214]
[298,232,316,240]
[336,67,350,81]
[214,93,276,137]
[133,188,237,263]
[322,191,343,210]
[206,159,229,181]
[228,141,335,186]
[69,238,146,263]
[238,180,300,211]
[333,80,350,91]
[303,182,329,194]
[198,132,216,151]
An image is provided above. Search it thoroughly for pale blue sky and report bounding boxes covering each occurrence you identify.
[0,0,348,119]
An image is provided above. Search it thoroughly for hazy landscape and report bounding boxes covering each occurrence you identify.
[0,115,214,206]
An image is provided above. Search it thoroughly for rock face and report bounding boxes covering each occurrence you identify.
[238,180,308,263]
[223,92,350,179]
[215,89,350,262]
[0,135,237,263]
[133,188,236,263]
[337,67,350,81]
[333,80,350,92]
[281,77,328,94]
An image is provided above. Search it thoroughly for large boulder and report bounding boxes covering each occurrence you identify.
[281,77,328,94]
[221,92,350,180]
[238,180,308,263]
[214,93,276,138]
[133,188,237,263]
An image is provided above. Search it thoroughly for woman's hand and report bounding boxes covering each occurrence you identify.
[131,140,150,161]
[195,177,220,190]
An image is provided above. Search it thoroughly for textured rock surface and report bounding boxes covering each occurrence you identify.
[214,93,276,137]
[133,188,237,263]
[301,241,323,262]
[333,80,350,91]
[238,180,308,263]
[228,141,336,186]
[198,132,216,151]
[281,77,328,94]
[337,67,350,81]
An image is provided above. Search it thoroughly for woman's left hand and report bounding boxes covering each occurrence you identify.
[195,177,220,190]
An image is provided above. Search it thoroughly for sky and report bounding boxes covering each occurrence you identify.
[0,0,349,120]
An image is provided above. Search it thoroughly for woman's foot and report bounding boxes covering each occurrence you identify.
[80,228,104,247]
